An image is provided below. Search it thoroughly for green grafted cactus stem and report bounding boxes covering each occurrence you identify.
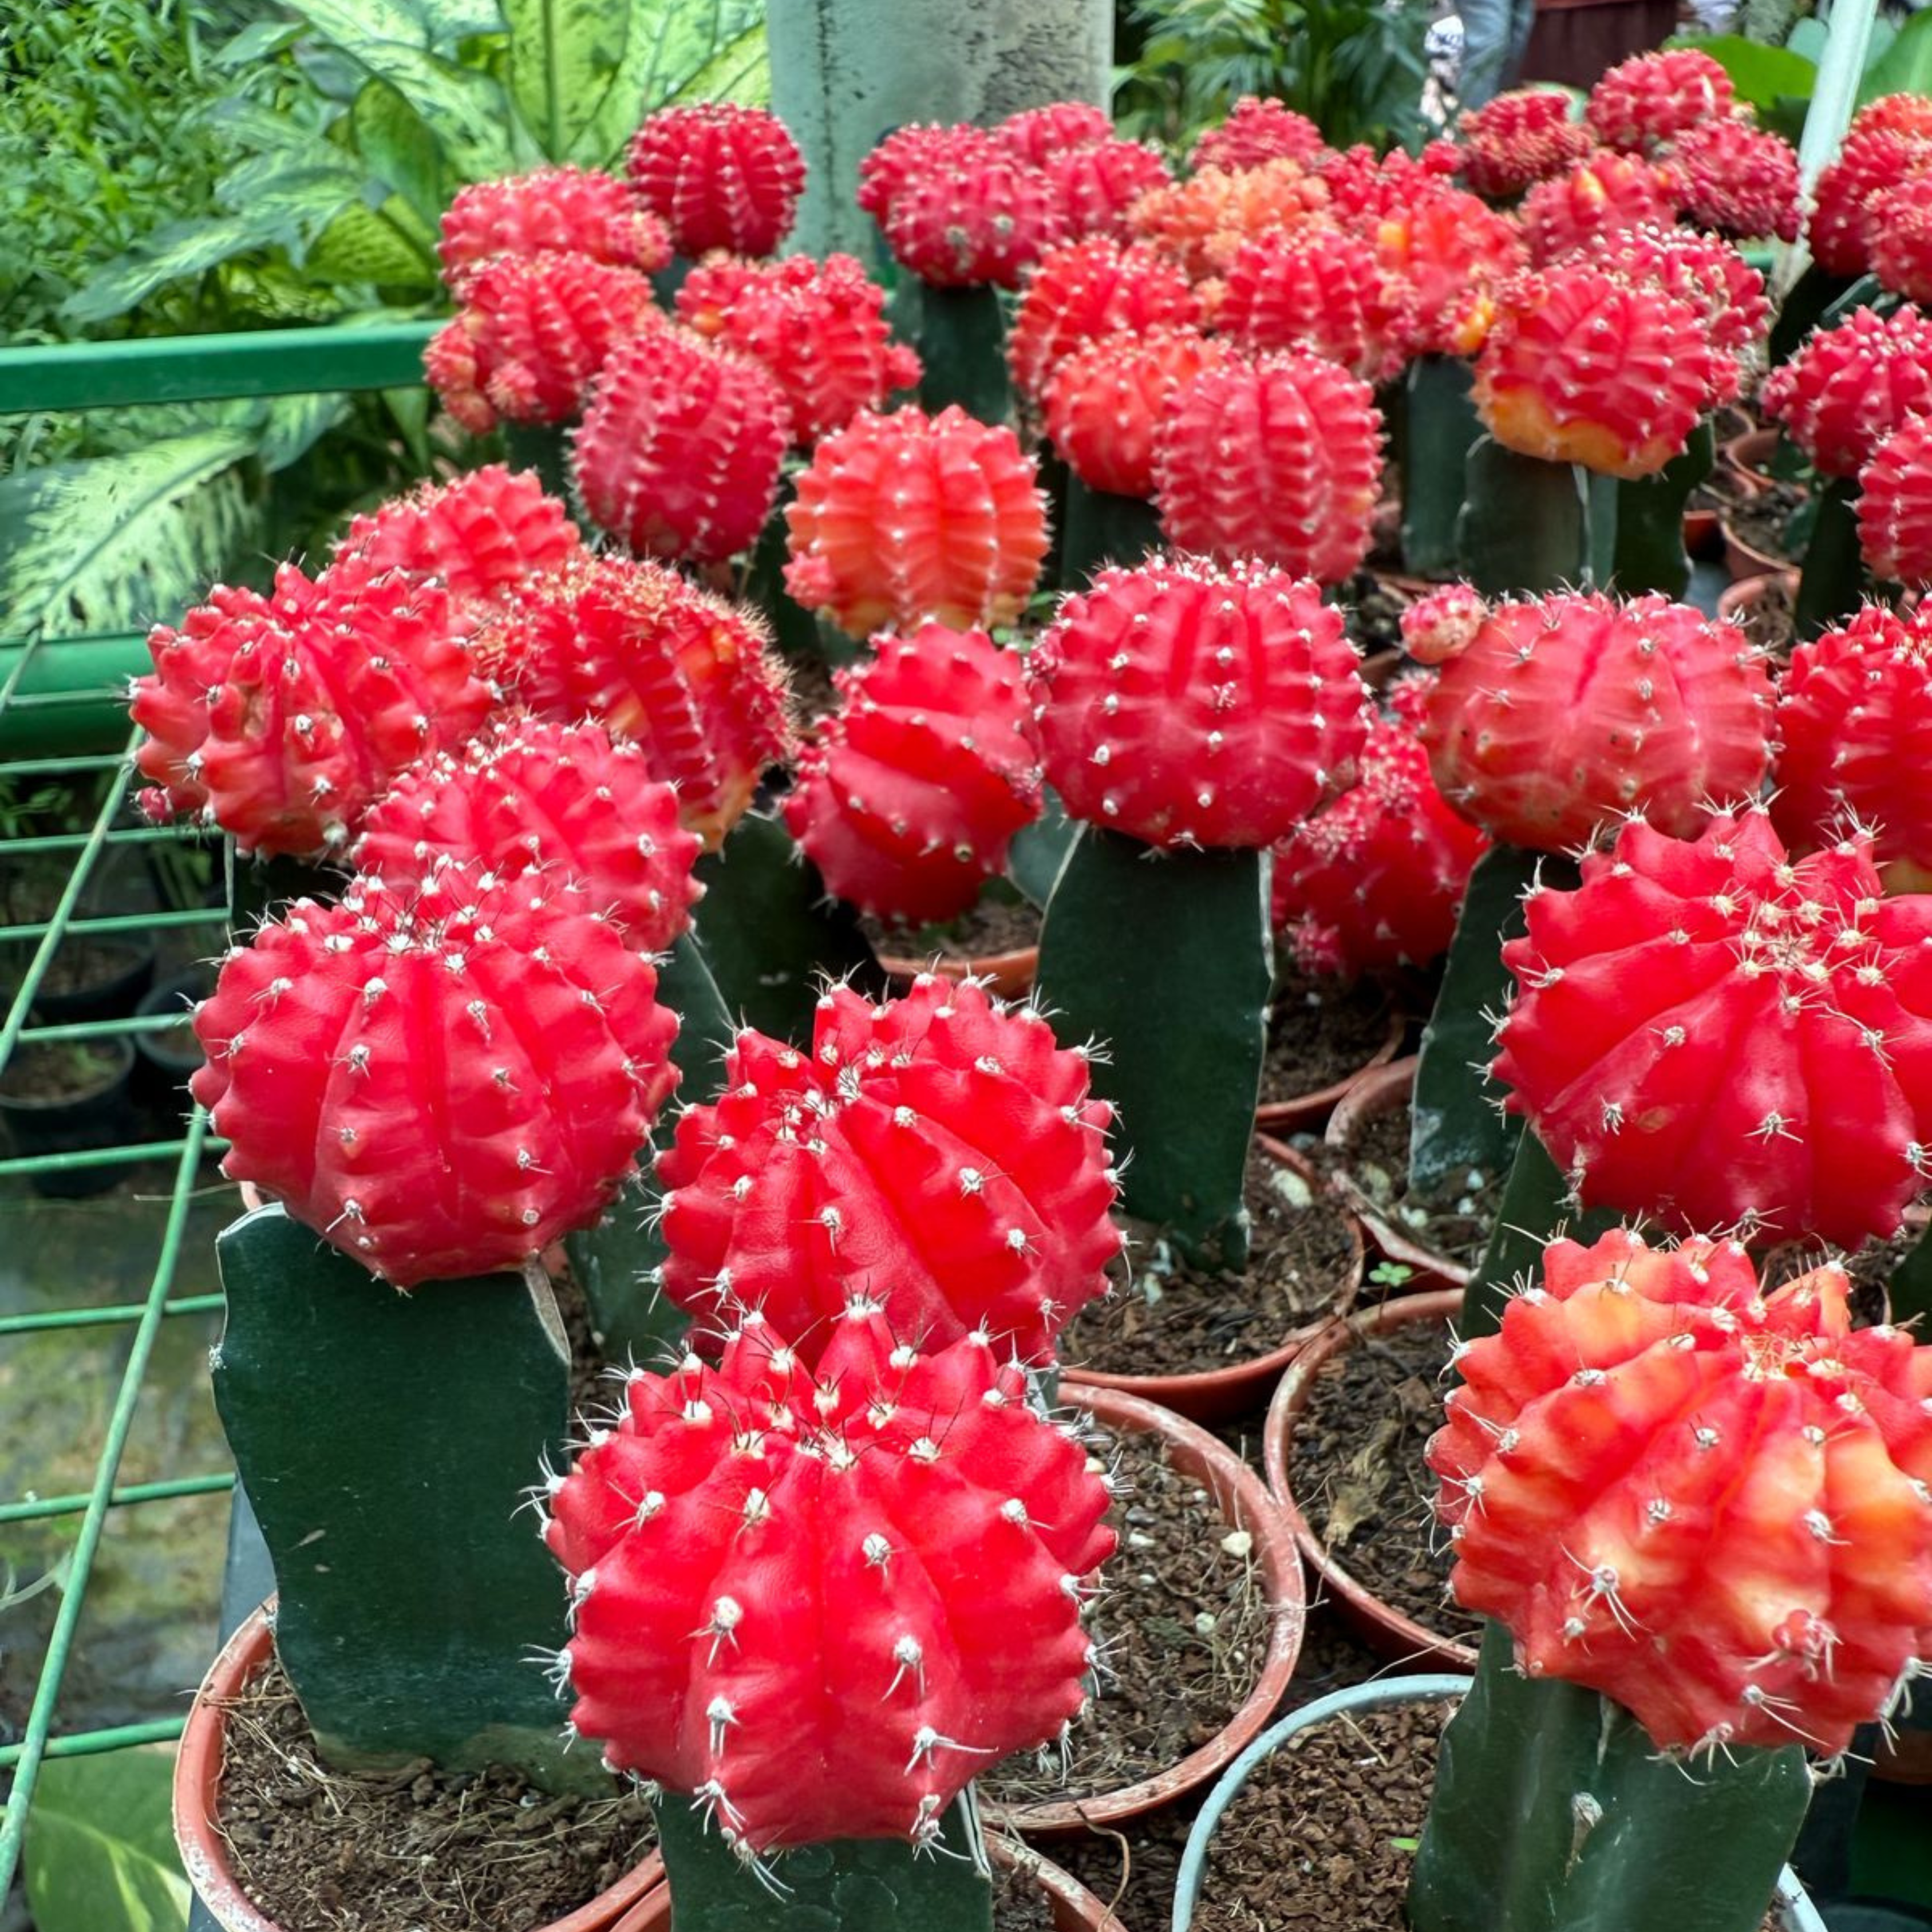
[502,420,575,504]
[912,283,1012,425]
[1793,474,1866,641]
[1460,438,1593,597]
[1612,421,1712,599]
[1034,824,1272,1267]
[1059,478,1164,585]
[1401,355,1483,579]
[1408,1625,1814,1932]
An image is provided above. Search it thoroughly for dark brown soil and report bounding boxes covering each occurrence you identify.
[1287,1312,1476,1648]
[1692,467,1756,513]
[1341,572,1411,655]
[993,1859,1058,1930]
[213,1654,657,1931]
[1760,1228,1912,1328]
[983,1421,1272,1814]
[1261,971,1396,1111]
[864,891,1043,965]
[787,653,843,730]
[1725,480,1808,566]
[1062,1149,1359,1377]
[1730,574,1797,661]
[0,1038,127,1101]
[26,937,152,997]
[551,1265,613,1421]
[1337,1099,1500,1271]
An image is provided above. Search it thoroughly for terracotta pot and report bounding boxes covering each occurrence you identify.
[1322,1055,1473,1293]
[1262,1289,1479,1670]
[1720,426,1781,495]
[1254,1005,1406,1136]
[875,943,1038,1001]
[997,1383,1307,1836]
[174,1603,665,1932]
[615,1835,1128,1931]
[1682,505,1721,558]
[1062,1137,1367,1423]
[1720,511,1793,584]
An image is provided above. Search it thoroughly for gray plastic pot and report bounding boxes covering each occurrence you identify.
[1170,1674,1826,1932]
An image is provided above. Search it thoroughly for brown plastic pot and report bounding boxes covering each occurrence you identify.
[1254,1005,1406,1136]
[615,1834,1128,1931]
[174,1603,665,1932]
[1062,1137,1367,1423]
[1720,425,1780,495]
[995,1382,1306,1838]
[1262,1289,1479,1670]
[875,944,1039,1001]
[1720,511,1793,584]
[1323,1056,1473,1293]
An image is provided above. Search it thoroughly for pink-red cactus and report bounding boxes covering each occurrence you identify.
[1318,140,1466,232]
[572,325,790,564]
[479,554,791,851]
[1151,349,1384,584]
[783,405,1048,638]
[1858,415,1932,587]
[331,465,583,610]
[1190,96,1327,174]
[1370,185,1528,358]
[1432,1227,1932,1756]
[1271,697,1491,977]
[1043,325,1232,501]
[675,253,920,446]
[1760,302,1932,479]
[422,252,662,434]
[1574,223,1769,386]
[1456,90,1594,201]
[655,976,1121,1362]
[1663,118,1800,242]
[1809,128,1932,277]
[1127,158,1332,281]
[782,625,1041,924]
[1587,48,1735,153]
[999,100,1115,167]
[625,103,805,259]
[436,167,672,294]
[191,865,679,1284]
[1872,180,1932,306]
[880,135,1060,289]
[1006,236,1199,405]
[131,559,494,858]
[1028,556,1370,850]
[1769,604,1932,888]
[1491,807,1932,1245]
[1411,588,1773,850]
[350,718,704,955]
[1472,263,1718,478]
[1216,226,1408,381]
[543,1305,1116,1851]
[1044,137,1174,244]
[1519,149,1681,266]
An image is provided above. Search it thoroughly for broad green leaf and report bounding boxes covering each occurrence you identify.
[0,431,256,638]
[22,1745,189,1932]
[213,18,310,64]
[1785,15,1829,62]
[584,0,767,166]
[253,391,354,472]
[307,197,440,286]
[1674,33,1820,106]
[214,151,368,264]
[350,77,445,227]
[505,0,632,162]
[60,214,284,325]
[1860,9,1932,102]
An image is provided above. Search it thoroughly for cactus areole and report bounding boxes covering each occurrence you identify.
[543,1305,1116,1853]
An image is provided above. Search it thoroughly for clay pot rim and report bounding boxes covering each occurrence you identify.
[1718,426,1781,496]
[993,1383,1307,1836]
[1261,1289,1480,1670]
[1253,1003,1407,1133]
[1323,1056,1475,1291]
[173,1602,665,1932]
[1060,1136,1366,1423]
[1717,508,1793,584]
[875,943,1039,1001]
[1716,567,1801,628]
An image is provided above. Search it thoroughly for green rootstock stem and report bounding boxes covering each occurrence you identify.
[1408,1625,1812,1932]
[1611,422,1712,600]
[1768,267,1862,366]
[225,843,349,933]
[1793,475,1866,641]
[745,484,864,670]
[654,1792,993,1931]
[1034,824,1271,1268]
[1888,1216,1932,1327]
[1059,477,1164,585]
[1460,439,1592,597]
[1400,356,1483,580]
[913,283,1011,425]
[502,420,575,504]
[212,1206,584,1786]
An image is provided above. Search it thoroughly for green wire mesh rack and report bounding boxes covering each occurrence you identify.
[0,321,438,1897]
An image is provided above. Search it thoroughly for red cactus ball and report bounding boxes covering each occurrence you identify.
[1043,325,1232,501]
[625,103,805,259]
[1858,414,1932,588]
[1760,302,1932,479]
[436,167,671,294]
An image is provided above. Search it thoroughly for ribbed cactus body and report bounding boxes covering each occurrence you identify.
[881,141,1059,289]
[191,867,679,1283]
[436,167,671,294]
[625,103,805,258]
[1491,808,1932,1244]
[1190,96,1327,173]
[1586,49,1735,152]
[782,625,1041,924]
[1044,138,1174,244]
[1761,302,1932,478]
[1456,89,1594,199]
[1217,226,1408,379]
[1664,119,1799,242]
[1044,325,1230,500]
[1000,100,1114,166]
[1873,183,1932,305]
[1006,236,1199,405]
[1809,127,1932,276]
[1372,187,1528,357]
[1028,556,1370,850]
[1433,1227,1932,1756]
[1519,151,1681,264]
[656,978,1120,1364]
[543,1307,1116,1851]
[1858,414,1932,586]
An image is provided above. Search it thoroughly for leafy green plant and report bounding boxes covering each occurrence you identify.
[1114,0,1435,155]
[21,1745,188,1932]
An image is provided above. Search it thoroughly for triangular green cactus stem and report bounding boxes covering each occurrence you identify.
[1060,477,1164,585]
[1460,438,1591,598]
[1612,421,1712,600]
[913,282,1012,425]
[1793,474,1866,641]
[1401,355,1483,580]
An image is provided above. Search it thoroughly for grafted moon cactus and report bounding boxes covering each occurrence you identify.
[999,100,1115,166]
[1151,350,1384,584]
[1044,137,1174,244]
[543,1306,1116,1852]
[1005,236,1199,406]
[1408,588,1773,850]
[1519,151,1681,266]
[1190,96,1327,173]
[879,133,1059,290]
[131,559,493,858]
[1433,1228,1932,1757]
[191,866,679,1284]
[782,625,1041,924]
[1586,48,1735,153]
[1491,807,1932,1246]
[1873,182,1932,305]
[436,167,671,294]
[1769,605,1932,890]
[656,977,1121,1364]
[1044,325,1232,500]
[1216,227,1408,380]
[1028,556,1370,850]
[625,103,805,259]
[479,554,792,851]
[1127,158,1331,280]
[1858,414,1932,586]
[1761,302,1932,479]
[330,465,583,609]
[1809,124,1932,276]
[1456,89,1594,200]
[351,718,704,955]
[1664,119,1800,242]
[782,405,1048,638]
[573,325,791,565]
